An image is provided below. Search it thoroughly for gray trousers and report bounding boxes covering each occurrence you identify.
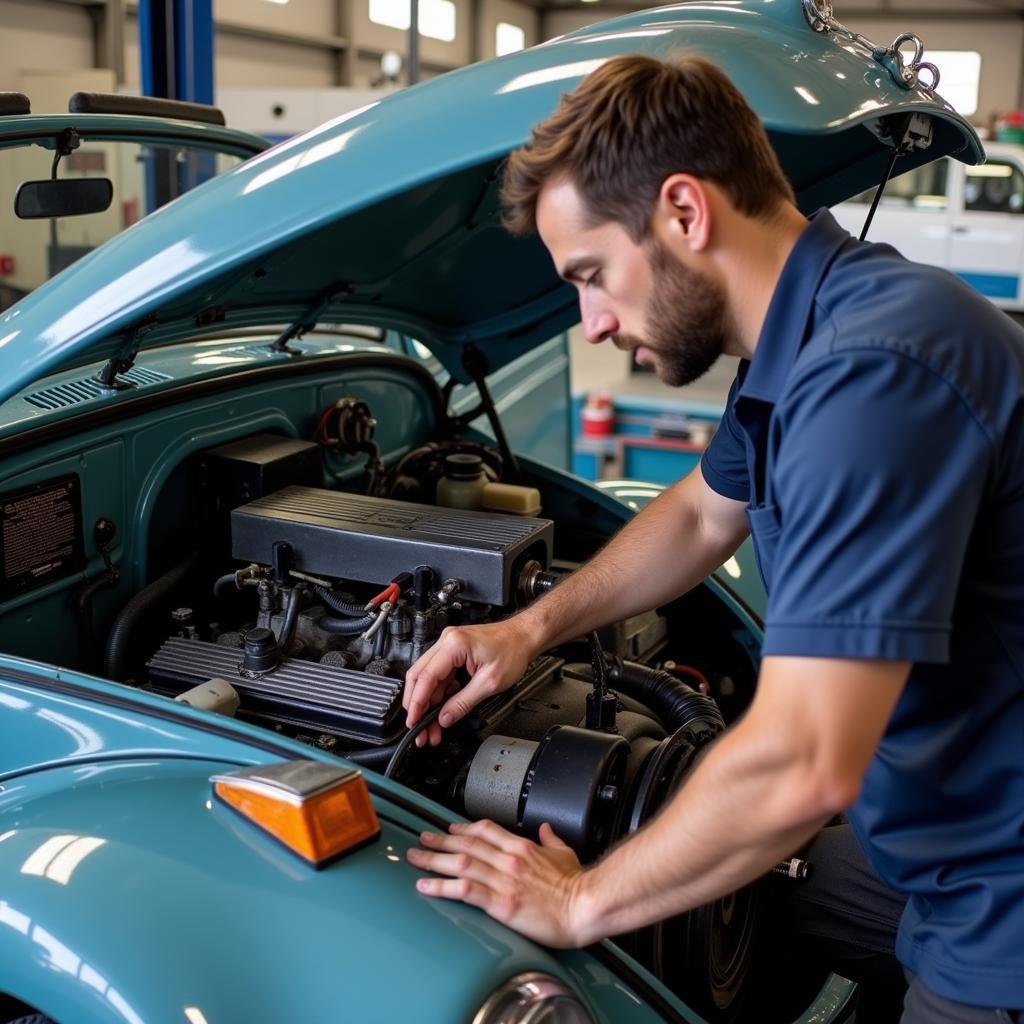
[791,825,1022,1024]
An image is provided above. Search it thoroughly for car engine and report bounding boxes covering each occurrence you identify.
[107,425,776,1022]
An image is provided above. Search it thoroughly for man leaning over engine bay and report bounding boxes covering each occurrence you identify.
[402,55,1024,1024]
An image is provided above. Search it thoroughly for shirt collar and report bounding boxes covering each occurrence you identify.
[738,208,852,404]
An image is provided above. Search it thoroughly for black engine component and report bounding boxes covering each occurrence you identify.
[465,726,629,862]
[231,487,553,606]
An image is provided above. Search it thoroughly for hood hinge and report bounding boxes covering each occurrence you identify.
[93,314,159,389]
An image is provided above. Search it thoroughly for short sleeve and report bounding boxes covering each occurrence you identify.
[762,349,992,663]
[700,363,750,501]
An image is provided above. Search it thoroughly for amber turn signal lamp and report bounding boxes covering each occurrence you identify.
[212,760,380,867]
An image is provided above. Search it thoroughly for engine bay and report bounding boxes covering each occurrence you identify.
[88,408,797,1022]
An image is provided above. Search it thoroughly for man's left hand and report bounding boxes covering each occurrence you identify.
[407,819,588,948]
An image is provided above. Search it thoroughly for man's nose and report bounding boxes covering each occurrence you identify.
[581,297,618,345]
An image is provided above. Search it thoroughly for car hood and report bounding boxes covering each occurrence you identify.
[0,0,982,392]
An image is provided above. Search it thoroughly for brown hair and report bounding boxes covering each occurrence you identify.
[500,53,795,240]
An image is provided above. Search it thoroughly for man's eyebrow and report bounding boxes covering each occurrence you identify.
[559,257,600,283]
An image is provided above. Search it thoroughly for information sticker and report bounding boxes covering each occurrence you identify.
[0,474,86,600]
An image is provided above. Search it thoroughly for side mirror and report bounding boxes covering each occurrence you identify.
[14,178,113,219]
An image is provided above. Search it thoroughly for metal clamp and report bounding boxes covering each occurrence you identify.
[801,0,941,94]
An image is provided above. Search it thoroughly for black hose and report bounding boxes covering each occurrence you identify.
[279,583,305,652]
[104,552,201,682]
[213,572,239,597]
[373,617,387,658]
[608,659,725,735]
[344,742,401,770]
[313,585,368,618]
[318,612,374,635]
[385,706,442,778]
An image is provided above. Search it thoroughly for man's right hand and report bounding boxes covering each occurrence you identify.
[403,618,538,747]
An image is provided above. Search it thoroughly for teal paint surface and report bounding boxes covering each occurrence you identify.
[0,2,980,397]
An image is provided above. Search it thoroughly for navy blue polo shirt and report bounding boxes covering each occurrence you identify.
[701,209,1024,1007]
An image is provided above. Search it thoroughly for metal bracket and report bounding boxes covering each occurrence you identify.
[93,314,159,388]
[801,0,941,94]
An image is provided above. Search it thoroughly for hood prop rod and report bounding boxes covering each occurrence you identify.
[94,314,159,389]
[269,282,354,354]
[859,112,934,242]
[458,344,520,482]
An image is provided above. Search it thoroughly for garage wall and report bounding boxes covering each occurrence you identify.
[479,0,540,60]
[0,0,96,98]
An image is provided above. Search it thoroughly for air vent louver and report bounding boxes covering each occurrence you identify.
[23,366,171,410]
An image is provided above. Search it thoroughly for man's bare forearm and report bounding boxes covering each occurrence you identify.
[514,467,748,652]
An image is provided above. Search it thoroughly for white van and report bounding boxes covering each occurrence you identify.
[831,141,1024,318]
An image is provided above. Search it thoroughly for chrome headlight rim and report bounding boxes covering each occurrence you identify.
[472,971,594,1024]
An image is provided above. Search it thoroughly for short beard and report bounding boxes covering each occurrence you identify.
[614,239,732,387]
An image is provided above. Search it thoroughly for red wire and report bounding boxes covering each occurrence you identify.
[368,583,400,607]
[668,663,708,688]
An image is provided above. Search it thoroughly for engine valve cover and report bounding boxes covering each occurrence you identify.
[231,486,553,605]
[147,636,403,742]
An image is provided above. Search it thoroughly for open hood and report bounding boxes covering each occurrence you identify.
[0,0,983,392]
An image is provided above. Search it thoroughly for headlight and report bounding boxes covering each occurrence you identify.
[473,972,594,1024]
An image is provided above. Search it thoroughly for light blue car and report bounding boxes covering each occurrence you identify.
[0,4,980,1023]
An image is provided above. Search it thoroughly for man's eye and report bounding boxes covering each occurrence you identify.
[585,273,600,289]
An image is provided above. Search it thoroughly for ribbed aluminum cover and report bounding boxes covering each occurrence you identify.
[147,636,403,742]
[231,486,553,605]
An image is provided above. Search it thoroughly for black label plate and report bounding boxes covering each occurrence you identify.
[0,473,86,601]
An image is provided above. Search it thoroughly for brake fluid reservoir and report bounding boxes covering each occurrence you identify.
[436,453,487,510]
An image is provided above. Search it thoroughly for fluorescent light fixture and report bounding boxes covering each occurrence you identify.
[928,51,980,117]
[966,164,1013,178]
[369,0,457,41]
[496,22,526,56]
[263,0,289,4]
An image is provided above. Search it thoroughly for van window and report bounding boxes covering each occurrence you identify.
[963,162,1024,215]
[845,160,949,209]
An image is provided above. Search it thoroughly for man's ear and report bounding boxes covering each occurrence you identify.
[655,174,712,253]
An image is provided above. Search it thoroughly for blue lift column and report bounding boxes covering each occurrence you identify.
[138,0,215,204]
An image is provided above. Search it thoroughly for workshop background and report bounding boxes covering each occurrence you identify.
[1,0,1022,483]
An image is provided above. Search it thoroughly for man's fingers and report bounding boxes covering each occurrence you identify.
[407,846,514,891]
[437,671,501,728]
[538,823,571,850]
[414,875,510,917]
[417,828,520,872]
[448,818,533,856]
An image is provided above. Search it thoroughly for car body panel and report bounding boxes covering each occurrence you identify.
[0,1,981,398]
[0,661,701,1024]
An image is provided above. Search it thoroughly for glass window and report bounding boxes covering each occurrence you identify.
[368,0,457,42]
[495,22,525,56]
[963,162,1024,215]
[845,159,949,210]
[0,140,244,311]
[928,51,981,118]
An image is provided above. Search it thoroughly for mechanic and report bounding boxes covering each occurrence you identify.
[403,54,1024,1024]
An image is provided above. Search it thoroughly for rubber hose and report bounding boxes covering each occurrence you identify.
[279,583,305,652]
[104,552,201,681]
[344,742,400,770]
[608,659,725,735]
[213,572,239,597]
[313,585,368,618]
[318,612,374,635]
